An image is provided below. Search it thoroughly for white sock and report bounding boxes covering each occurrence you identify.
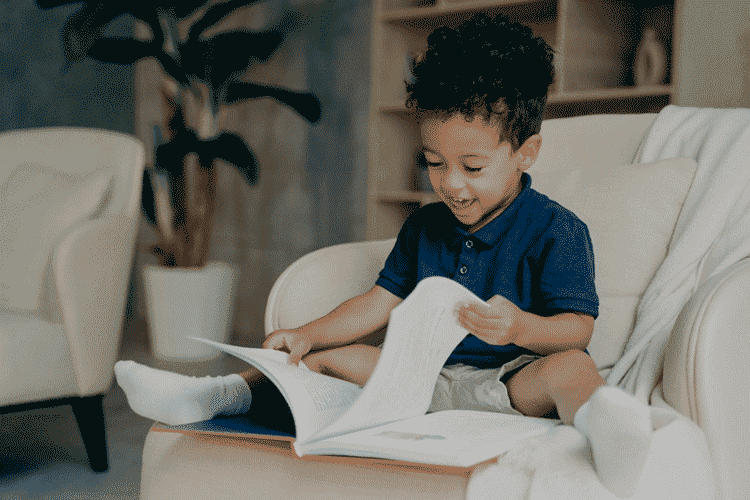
[573,386,653,498]
[114,360,253,426]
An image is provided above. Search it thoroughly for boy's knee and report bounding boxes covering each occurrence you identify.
[538,349,595,388]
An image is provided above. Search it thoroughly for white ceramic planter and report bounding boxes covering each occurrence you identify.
[142,261,238,361]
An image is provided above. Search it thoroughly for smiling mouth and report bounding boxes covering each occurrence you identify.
[446,197,475,212]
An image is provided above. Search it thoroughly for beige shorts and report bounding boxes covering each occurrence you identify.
[427,355,542,416]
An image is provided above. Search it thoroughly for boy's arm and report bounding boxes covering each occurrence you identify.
[264,285,403,364]
[458,295,594,355]
[513,310,594,354]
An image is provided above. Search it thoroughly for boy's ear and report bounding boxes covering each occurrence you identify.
[516,134,542,171]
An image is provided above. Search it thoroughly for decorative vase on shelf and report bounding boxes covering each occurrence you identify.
[634,28,667,87]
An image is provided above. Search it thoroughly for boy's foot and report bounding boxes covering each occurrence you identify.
[573,385,653,498]
[114,360,253,426]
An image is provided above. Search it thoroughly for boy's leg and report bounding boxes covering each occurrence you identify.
[239,366,266,387]
[238,344,382,388]
[504,349,603,424]
[505,349,653,498]
[114,361,253,426]
[116,345,379,426]
[301,344,381,387]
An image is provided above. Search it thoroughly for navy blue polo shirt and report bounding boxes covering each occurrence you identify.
[375,173,599,369]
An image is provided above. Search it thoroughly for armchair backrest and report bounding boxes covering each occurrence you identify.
[0,127,145,218]
[0,127,144,311]
[531,113,656,175]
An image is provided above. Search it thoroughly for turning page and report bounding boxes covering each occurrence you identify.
[300,410,558,467]
[299,276,487,448]
[190,339,363,443]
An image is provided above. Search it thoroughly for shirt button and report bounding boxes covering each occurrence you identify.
[459,265,468,275]
[465,240,473,249]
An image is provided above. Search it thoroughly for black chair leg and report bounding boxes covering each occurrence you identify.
[71,395,109,472]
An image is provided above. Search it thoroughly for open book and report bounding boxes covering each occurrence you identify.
[166,276,559,468]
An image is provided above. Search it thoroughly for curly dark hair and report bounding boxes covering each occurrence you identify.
[406,13,555,151]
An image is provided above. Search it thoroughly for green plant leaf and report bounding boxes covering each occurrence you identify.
[189,0,266,39]
[155,129,200,177]
[202,133,259,186]
[154,53,191,86]
[88,37,157,64]
[225,82,322,123]
[181,30,283,91]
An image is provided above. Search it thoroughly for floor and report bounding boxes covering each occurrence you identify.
[0,318,251,500]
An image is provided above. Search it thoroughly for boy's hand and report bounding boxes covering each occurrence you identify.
[263,329,314,366]
[457,295,522,345]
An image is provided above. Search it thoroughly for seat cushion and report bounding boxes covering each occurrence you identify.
[532,158,699,369]
[0,307,78,406]
[0,163,113,310]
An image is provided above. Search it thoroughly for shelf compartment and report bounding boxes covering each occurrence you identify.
[546,92,670,119]
[378,84,672,114]
[382,0,555,25]
[381,0,558,48]
[549,84,672,103]
[369,200,423,240]
[370,113,423,193]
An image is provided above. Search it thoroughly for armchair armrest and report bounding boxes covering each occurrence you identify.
[663,257,750,500]
[264,238,396,336]
[50,214,139,396]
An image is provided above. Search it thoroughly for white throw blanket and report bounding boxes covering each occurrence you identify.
[467,105,750,500]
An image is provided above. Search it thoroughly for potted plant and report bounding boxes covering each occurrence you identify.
[38,0,322,359]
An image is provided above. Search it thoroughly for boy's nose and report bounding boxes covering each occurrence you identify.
[443,164,467,191]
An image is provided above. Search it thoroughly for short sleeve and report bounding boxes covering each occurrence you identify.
[375,213,420,299]
[536,217,599,318]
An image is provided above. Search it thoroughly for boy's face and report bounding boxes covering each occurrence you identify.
[420,114,541,233]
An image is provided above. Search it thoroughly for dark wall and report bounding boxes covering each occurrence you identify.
[0,0,134,134]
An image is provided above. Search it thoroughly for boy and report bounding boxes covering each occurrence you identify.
[116,14,653,498]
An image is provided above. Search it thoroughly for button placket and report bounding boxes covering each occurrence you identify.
[455,238,476,280]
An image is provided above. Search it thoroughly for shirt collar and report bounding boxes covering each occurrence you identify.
[449,173,533,249]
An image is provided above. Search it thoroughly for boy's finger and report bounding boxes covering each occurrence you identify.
[287,343,308,366]
[265,334,290,352]
[262,335,278,349]
[458,314,476,332]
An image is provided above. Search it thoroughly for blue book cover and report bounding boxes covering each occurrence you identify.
[153,413,295,441]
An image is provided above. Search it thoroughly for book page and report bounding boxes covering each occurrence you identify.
[302,277,487,447]
[299,410,559,467]
[190,338,363,443]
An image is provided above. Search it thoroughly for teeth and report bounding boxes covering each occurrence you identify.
[449,198,473,209]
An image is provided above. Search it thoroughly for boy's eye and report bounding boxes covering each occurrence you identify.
[464,165,483,173]
[418,151,443,168]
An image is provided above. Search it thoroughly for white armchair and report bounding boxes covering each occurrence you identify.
[0,127,145,472]
[140,109,747,499]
